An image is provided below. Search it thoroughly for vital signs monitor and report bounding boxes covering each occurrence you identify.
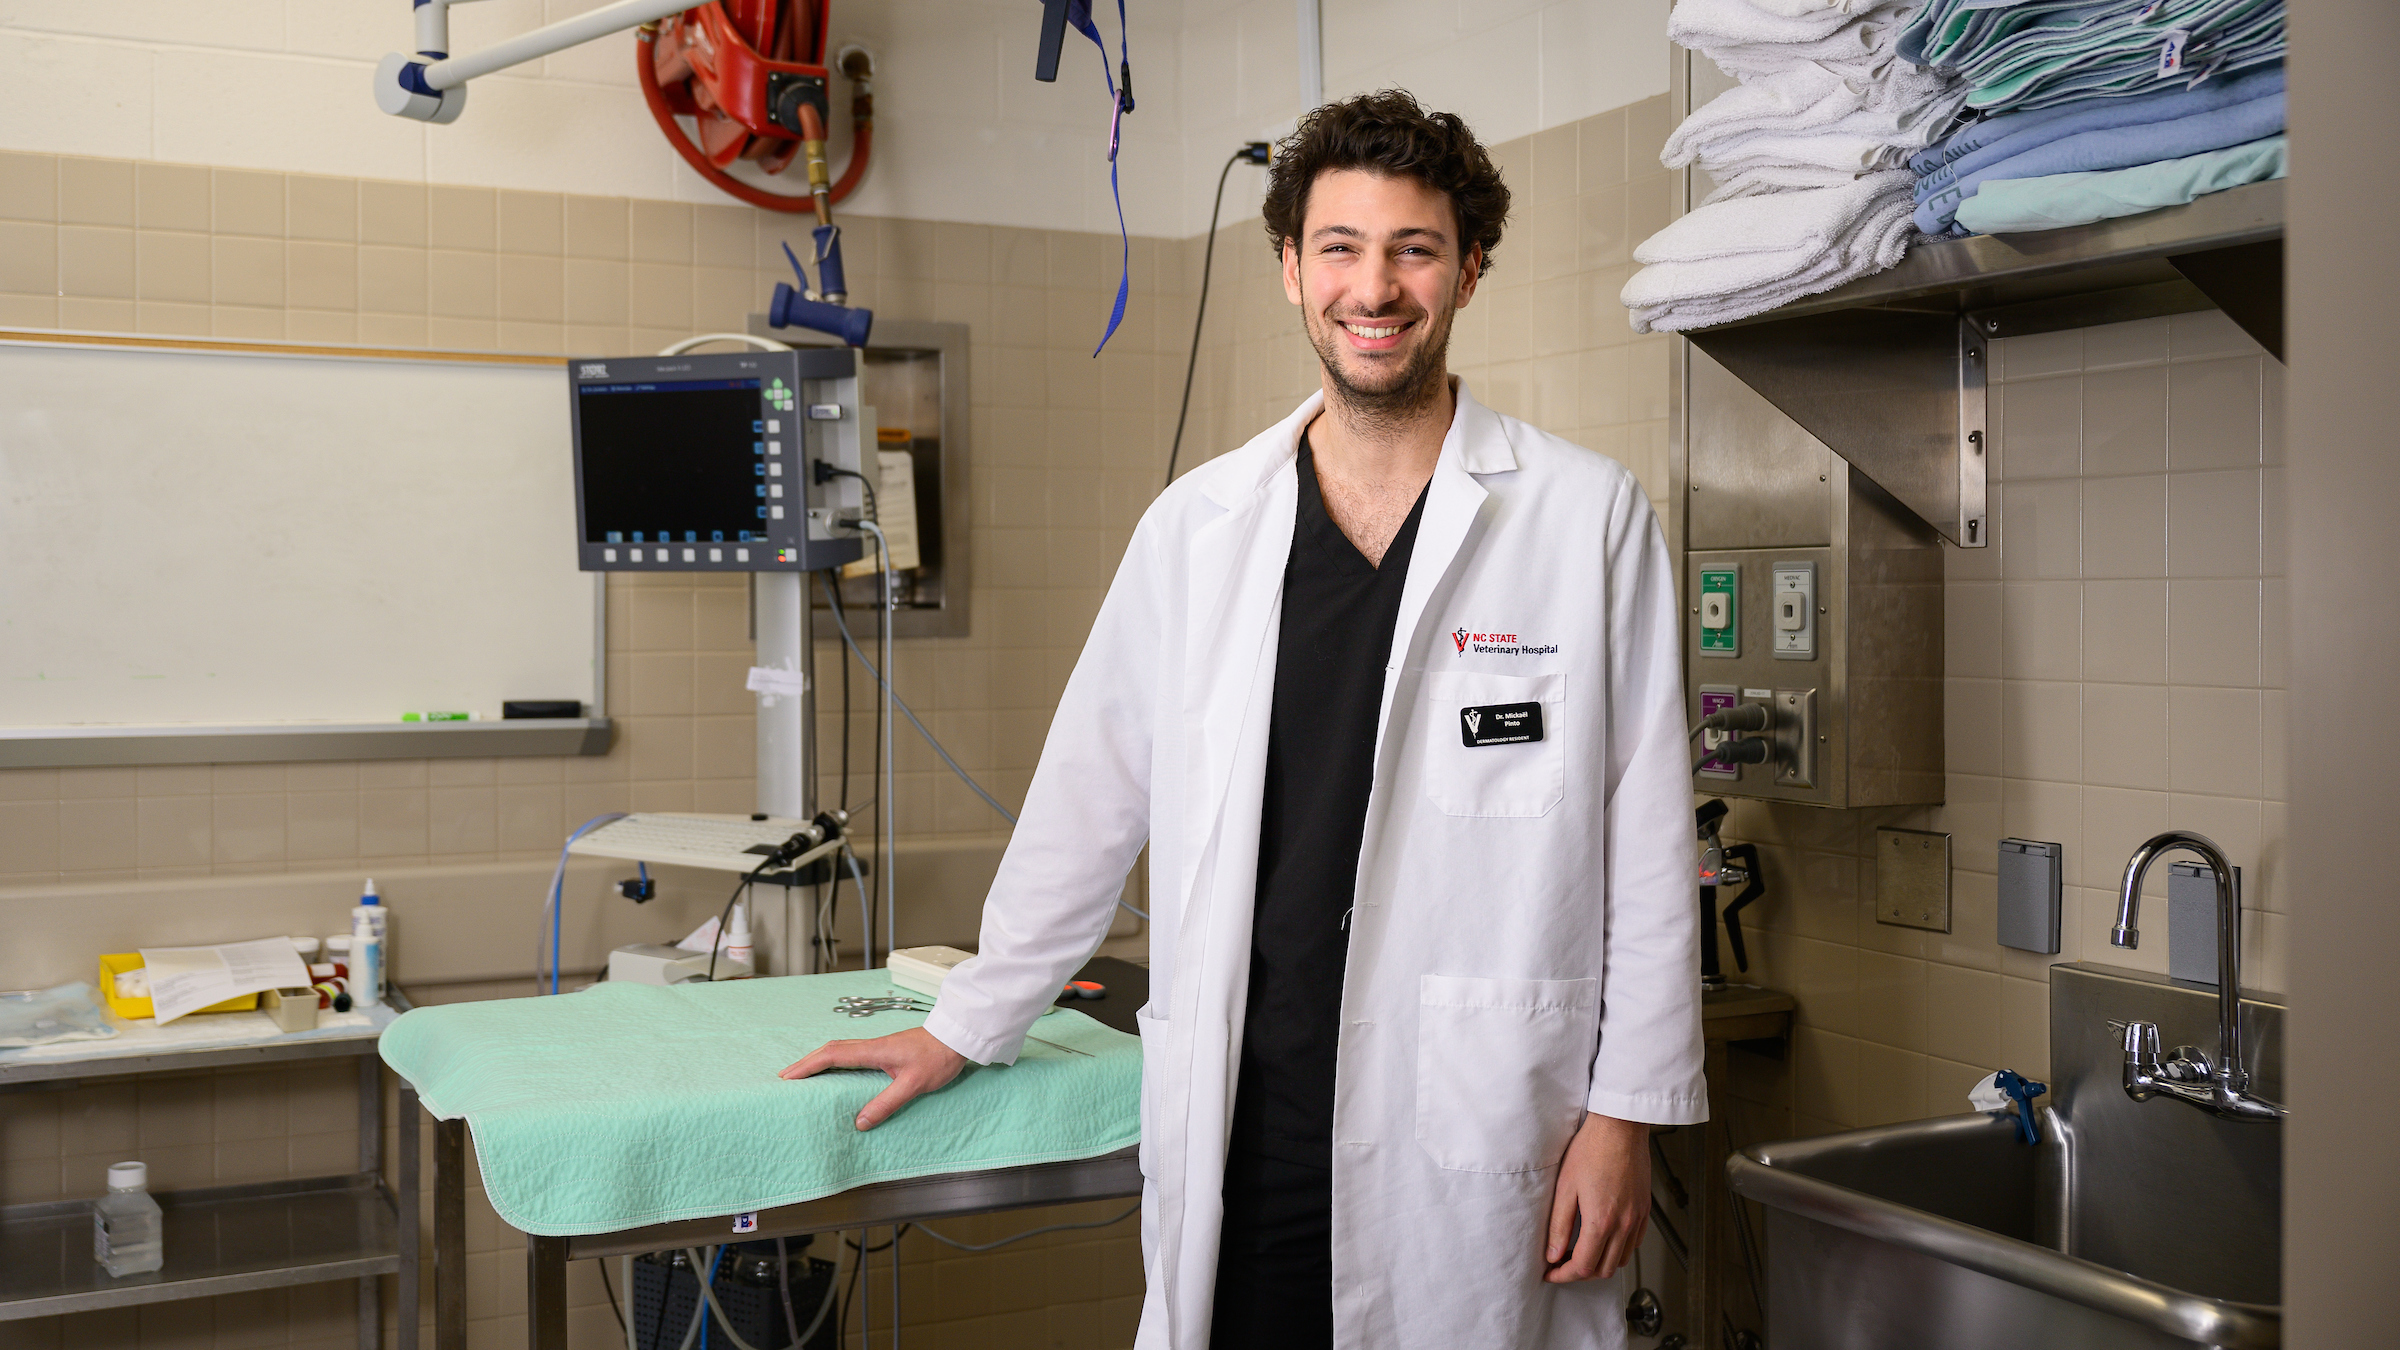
[568,347,867,573]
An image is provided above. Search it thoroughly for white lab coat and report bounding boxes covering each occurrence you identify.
[926,382,1706,1350]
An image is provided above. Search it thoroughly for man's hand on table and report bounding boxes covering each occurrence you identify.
[780,1027,970,1130]
[1543,1111,1651,1284]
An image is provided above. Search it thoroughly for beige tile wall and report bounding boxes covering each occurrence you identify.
[0,148,1184,893]
[1710,311,2289,1143]
[1172,97,1679,513]
[0,95,1686,1350]
[0,147,1175,1350]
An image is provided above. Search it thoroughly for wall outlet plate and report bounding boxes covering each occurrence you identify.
[1876,827,1952,932]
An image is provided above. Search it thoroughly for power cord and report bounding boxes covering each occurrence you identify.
[912,1201,1140,1252]
[1165,142,1271,490]
[1689,702,1774,743]
[812,463,1151,926]
[1694,737,1771,776]
[817,573,1148,922]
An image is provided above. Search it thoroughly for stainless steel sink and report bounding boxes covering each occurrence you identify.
[1729,963,2282,1349]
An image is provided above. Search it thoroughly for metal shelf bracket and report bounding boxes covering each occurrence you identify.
[1686,309,1991,549]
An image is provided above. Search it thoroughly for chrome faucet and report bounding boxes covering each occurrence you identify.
[2108,831,2283,1121]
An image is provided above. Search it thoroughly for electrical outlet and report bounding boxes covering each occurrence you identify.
[1876,827,1951,932]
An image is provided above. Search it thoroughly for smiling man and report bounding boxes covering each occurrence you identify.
[783,91,1704,1350]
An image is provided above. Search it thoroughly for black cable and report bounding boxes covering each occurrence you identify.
[647,1254,675,1350]
[596,1258,628,1337]
[842,1225,908,1253]
[1694,737,1770,776]
[1166,144,1268,491]
[839,1230,867,1348]
[706,857,776,984]
[820,567,852,976]
[821,465,889,972]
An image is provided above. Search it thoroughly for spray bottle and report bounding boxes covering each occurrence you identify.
[723,899,753,976]
[350,880,385,1008]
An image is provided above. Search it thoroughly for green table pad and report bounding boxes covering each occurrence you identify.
[379,970,1140,1236]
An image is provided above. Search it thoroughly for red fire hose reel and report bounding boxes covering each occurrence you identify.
[640,0,872,213]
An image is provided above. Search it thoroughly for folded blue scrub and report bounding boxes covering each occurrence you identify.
[1915,87,2283,234]
[1910,64,2282,184]
[380,969,1140,1236]
[1953,134,2284,235]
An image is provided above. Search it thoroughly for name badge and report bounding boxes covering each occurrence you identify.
[1460,702,1544,747]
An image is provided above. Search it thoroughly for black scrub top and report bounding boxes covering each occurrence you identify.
[1226,429,1430,1166]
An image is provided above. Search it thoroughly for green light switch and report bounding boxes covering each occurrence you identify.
[1698,567,1739,657]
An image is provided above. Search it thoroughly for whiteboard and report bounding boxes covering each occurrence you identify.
[0,337,600,747]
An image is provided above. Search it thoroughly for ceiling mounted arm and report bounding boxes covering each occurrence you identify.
[374,0,699,123]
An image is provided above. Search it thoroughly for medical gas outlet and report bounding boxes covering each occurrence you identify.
[1771,561,1817,660]
[1697,567,1739,657]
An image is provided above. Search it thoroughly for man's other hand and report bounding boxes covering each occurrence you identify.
[1543,1112,1651,1283]
[779,1026,970,1130]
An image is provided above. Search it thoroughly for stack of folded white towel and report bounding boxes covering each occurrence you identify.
[1624,0,1965,334]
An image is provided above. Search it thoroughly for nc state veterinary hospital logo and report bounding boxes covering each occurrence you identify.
[1451,626,1560,658]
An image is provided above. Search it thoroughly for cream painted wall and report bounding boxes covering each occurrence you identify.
[0,0,1187,237]
[1176,0,1671,232]
[0,1,1668,240]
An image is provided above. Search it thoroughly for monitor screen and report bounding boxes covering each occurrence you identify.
[575,377,767,545]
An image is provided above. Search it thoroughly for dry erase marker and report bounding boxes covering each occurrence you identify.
[400,712,478,722]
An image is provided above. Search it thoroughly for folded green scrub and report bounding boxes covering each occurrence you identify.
[1955,134,2284,235]
[380,970,1140,1236]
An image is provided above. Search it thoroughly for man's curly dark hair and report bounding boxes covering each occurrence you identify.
[1261,90,1511,274]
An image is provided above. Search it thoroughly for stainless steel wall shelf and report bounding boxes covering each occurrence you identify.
[1684,181,2284,555]
[1706,180,2284,349]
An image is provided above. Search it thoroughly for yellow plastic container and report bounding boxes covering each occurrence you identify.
[98,952,258,1020]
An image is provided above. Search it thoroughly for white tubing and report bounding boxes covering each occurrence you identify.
[421,0,696,90]
[657,332,794,356]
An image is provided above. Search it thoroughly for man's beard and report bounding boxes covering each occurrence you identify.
[1303,295,1455,434]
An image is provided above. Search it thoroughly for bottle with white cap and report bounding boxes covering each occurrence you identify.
[350,879,385,1008]
[93,1160,163,1276]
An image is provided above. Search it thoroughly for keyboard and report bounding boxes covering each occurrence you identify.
[566,813,842,875]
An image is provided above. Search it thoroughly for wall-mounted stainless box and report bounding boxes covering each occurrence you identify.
[1678,348,1945,808]
[753,317,972,638]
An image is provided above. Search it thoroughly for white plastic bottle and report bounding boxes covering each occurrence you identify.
[723,899,753,975]
[93,1161,163,1277]
[350,881,385,1007]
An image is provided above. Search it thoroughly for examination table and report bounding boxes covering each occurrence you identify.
[384,959,1146,1349]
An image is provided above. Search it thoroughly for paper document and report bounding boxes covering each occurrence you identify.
[137,939,312,1025]
[840,448,924,578]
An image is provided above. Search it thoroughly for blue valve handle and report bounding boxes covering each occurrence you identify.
[1995,1069,2048,1145]
[768,239,874,346]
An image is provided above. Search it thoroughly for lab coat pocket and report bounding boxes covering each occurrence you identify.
[1415,974,1600,1174]
[1421,671,1565,818]
[1134,1005,1169,1180]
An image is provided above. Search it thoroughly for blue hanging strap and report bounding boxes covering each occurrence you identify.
[1067,0,1134,357]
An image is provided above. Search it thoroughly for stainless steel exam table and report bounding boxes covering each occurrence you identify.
[422,958,1150,1350]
